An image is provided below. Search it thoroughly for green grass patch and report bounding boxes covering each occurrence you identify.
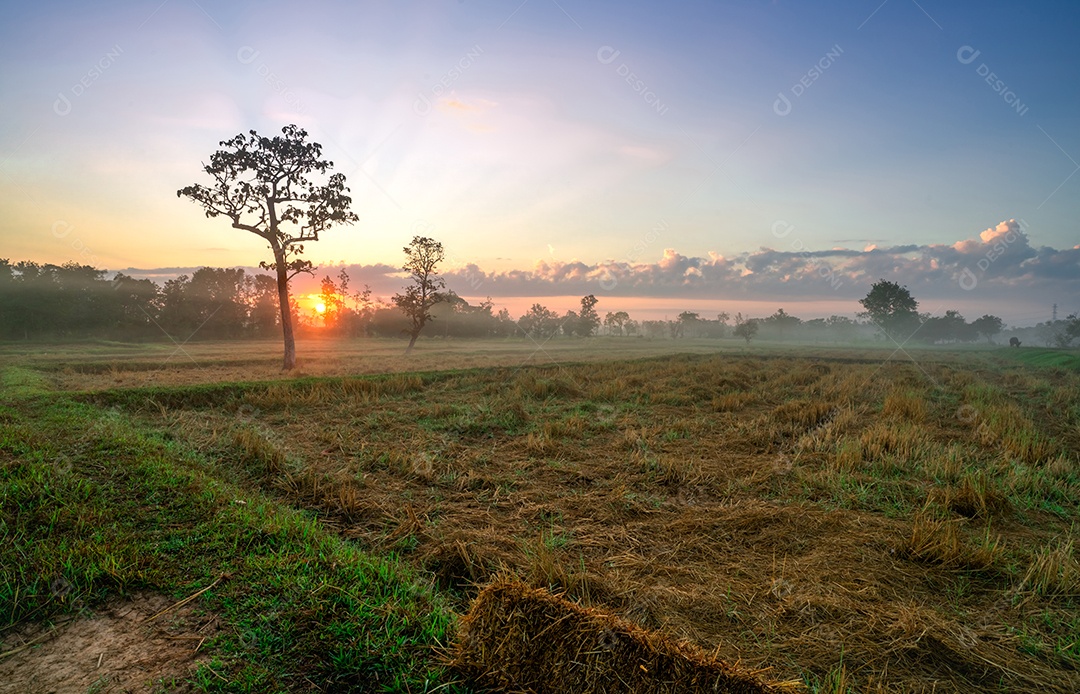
[1,366,51,398]
[1005,348,1080,371]
[0,397,469,692]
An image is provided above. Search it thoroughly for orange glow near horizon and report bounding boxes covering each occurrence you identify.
[456,295,863,323]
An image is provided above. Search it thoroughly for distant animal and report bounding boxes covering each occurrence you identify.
[1009,337,1021,348]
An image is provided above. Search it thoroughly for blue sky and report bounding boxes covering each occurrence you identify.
[1,0,1077,324]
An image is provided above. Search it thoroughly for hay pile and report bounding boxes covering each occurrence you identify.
[452,580,801,694]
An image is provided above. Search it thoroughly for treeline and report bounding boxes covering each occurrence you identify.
[4,259,1063,346]
[0,260,280,340]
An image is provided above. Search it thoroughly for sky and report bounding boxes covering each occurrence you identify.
[1,0,1078,326]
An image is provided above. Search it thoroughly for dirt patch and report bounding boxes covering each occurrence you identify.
[0,592,219,694]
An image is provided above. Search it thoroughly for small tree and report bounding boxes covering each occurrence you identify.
[641,320,667,339]
[393,236,445,355]
[177,125,357,370]
[318,274,346,332]
[734,315,760,345]
[1066,314,1080,346]
[765,308,801,340]
[733,318,758,344]
[733,312,758,344]
[676,311,701,338]
[971,314,1004,344]
[247,274,279,336]
[519,303,561,339]
[493,307,516,337]
[577,294,600,336]
[333,267,373,336]
[604,310,630,336]
[347,275,376,337]
[561,310,580,336]
[825,314,856,342]
[859,279,919,341]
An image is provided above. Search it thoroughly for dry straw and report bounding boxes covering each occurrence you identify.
[452,579,801,694]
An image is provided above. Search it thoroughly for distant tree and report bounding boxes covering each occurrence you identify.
[1043,315,1080,348]
[713,312,731,338]
[0,261,131,339]
[158,275,197,336]
[733,315,758,344]
[604,310,631,336]
[859,279,919,340]
[329,267,371,336]
[109,272,160,337]
[577,294,601,336]
[676,311,701,338]
[561,310,579,336]
[922,309,972,344]
[318,274,344,331]
[971,314,1004,344]
[493,307,517,337]
[519,303,561,338]
[53,263,111,335]
[392,236,446,355]
[368,306,411,337]
[346,274,376,337]
[0,260,12,337]
[247,274,280,336]
[157,267,247,339]
[734,319,760,343]
[824,315,857,342]
[764,308,801,340]
[196,267,248,338]
[1066,314,1080,346]
[803,318,827,341]
[1036,321,1058,348]
[424,291,493,338]
[639,320,666,339]
[177,124,358,369]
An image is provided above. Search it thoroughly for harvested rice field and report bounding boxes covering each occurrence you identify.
[3,339,1079,692]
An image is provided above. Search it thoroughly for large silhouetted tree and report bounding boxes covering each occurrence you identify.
[859,279,920,340]
[393,236,445,355]
[177,125,358,370]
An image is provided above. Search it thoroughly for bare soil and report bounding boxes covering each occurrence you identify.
[0,592,219,694]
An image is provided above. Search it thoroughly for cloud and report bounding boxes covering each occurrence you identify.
[432,220,1078,307]
[116,221,1078,317]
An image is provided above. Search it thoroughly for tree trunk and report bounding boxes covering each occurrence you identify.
[274,249,296,371]
[405,332,419,355]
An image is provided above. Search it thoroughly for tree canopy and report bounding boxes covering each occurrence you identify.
[392,236,446,355]
[177,124,358,369]
[971,314,1005,343]
[859,279,920,340]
